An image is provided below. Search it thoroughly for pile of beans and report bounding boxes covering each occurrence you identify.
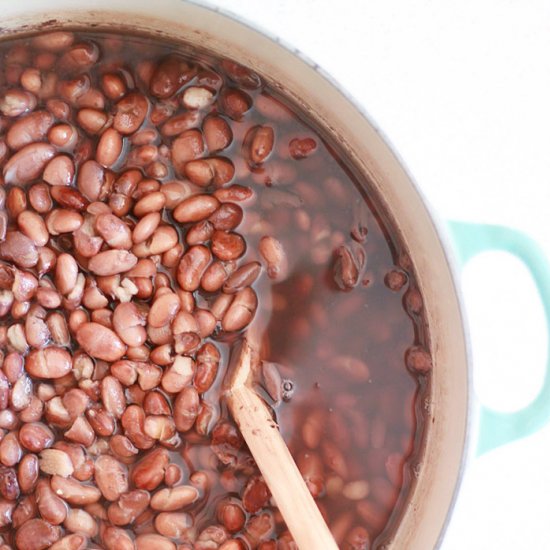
[0,30,432,550]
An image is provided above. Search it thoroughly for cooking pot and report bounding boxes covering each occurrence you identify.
[2,1,549,548]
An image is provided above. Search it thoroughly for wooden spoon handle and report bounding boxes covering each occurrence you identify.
[227,380,338,549]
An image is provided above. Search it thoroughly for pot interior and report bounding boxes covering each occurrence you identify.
[0,2,470,548]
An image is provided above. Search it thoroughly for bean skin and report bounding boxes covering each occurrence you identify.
[76,323,126,361]
[7,111,54,150]
[211,231,246,261]
[94,455,128,501]
[15,518,61,550]
[222,287,258,332]
[114,92,148,134]
[177,245,211,292]
[88,250,137,276]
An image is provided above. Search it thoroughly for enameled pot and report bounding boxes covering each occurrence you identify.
[0,1,474,547]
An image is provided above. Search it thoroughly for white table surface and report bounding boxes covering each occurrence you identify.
[210,1,550,547]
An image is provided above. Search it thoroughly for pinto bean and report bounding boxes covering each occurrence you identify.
[184,157,235,187]
[17,211,49,247]
[196,525,230,549]
[160,355,195,393]
[58,74,90,105]
[182,86,214,110]
[297,451,325,498]
[114,92,148,135]
[36,478,67,525]
[243,476,270,513]
[107,489,150,526]
[50,475,101,506]
[3,142,55,184]
[28,183,53,214]
[219,88,252,119]
[151,485,199,511]
[159,180,193,208]
[171,129,205,174]
[101,376,126,419]
[150,55,195,98]
[133,191,165,217]
[217,499,246,534]
[6,189,27,220]
[39,449,74,478]
[0,89,37,117]
[259,236,288,281]
[148,292,180,328]
[18,453,39,493]
[76,322,126,361]
[0,432,23,467]
[161,111,200,137]
[108,435,138,459]
[88,250,137,276]
[203,115,232,152]
[48,123,78,148]
[63,508,97,538]
[131,447,169,490]
[112,302,147,347]
[209,203,243,231]
[121,405,154,451]
[43,155,75,186]
[94,455,128,501]
[45,312,69,346]
[101,526,135,550]
[131,226,178,257]
[223,262,261,294]
[249,126,275,164]
[19,422,54,452]
[49,186,88,212]
[173,386,199,432]
[77,160,112,202]
[0,33,423,548]
[25,348,72,379]
[155,512,193,538]
[96,128,123,168]
[221,287,258,332]
[7,110,54,150]
[177,245,211,292]
[0,232,38,269]
[200,261,233,293]
[32,31,74,51]
[405,346,432,373]
[46,209,83,235]
[132,212,161,244]
[211,231,246,261]
[15,518,61,550]
[185,220,214,246]
[0,465,20,501]
[94,214,132,249]
[58,41,99,72]
[50,534,88,550]
[55,254,78,296]
[194,343,221,393]
[24,305,50,349]
[73,218,103,259]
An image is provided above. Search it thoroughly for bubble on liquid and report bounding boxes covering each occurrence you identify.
[281,379,295,402]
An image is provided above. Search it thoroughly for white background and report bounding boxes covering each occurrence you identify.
[209,1,550,548]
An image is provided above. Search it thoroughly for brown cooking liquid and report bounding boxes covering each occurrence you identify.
[0,31,431,549]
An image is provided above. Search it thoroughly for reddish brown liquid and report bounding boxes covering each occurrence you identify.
[0,31,431,549]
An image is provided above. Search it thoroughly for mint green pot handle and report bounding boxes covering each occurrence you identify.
[448,221,550,455]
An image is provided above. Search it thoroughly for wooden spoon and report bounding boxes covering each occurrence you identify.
[225,335,338,550]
